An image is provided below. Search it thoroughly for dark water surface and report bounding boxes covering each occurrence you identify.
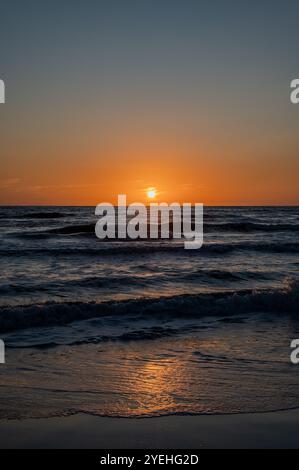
[0,206,298,418]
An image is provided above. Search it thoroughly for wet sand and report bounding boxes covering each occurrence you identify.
[0,409,298,448]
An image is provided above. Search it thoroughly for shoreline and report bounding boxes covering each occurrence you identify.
[0,408,298,449]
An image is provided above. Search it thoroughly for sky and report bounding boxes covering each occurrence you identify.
[0,0,298,205]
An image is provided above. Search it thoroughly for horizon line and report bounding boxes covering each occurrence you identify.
[0,204,298,208]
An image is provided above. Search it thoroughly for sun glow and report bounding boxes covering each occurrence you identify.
[147,188,156,199]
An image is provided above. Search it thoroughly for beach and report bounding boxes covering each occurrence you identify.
[1,409,299,449]
[0,206,299,447]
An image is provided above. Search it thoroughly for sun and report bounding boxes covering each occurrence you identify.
[147,188,156,199]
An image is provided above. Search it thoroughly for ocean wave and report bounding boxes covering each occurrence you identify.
[0,274,155,294]
[205,222,299,232]
[181,269,273,282]
[0,211,71,220]
[0,240,299,257]
[0,279,298,333]
[9,325,186,349]
[48,223,95,234]
[0,269,275,295]
[31,220,299,236]
[18,212,71,219]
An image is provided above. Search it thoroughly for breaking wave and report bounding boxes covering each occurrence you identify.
[0,279,298,333]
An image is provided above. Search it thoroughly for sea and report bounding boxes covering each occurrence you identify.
[0,205,298,419]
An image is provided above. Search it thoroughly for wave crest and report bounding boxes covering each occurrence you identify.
[0,279,298,333]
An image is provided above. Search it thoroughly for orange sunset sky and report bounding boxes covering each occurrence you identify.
[1,2,298,206]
